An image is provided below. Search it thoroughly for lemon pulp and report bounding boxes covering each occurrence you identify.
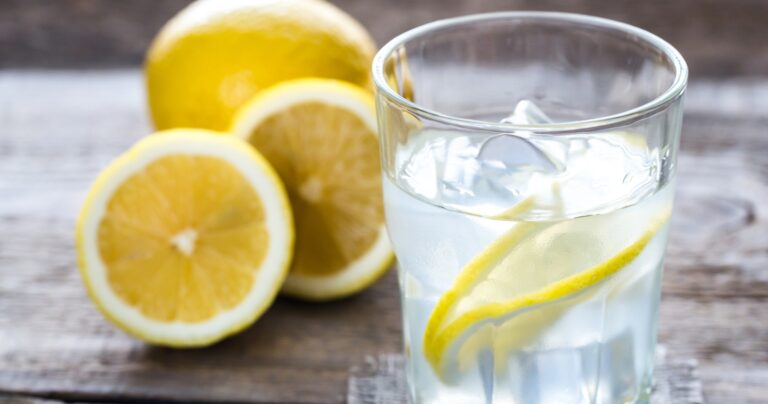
[98,155,269,322]
[232,79,392,300]
[77,130,293,346]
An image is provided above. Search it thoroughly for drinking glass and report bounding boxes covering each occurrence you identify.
[372,12,687,404]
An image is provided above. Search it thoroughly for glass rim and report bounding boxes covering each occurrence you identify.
[372,11,689,134]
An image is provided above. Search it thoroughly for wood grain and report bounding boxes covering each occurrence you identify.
[0,71,767,403]
[0,396,66,404]
[0,70,401,404]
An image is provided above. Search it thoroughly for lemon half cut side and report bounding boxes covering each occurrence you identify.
[76,130,294,347]
[232,79,393,300]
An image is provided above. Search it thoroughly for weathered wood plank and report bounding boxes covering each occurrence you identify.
[0,396,67,404]
[0,70,401,403]
[0,71,767,403]
[697,367,768,404]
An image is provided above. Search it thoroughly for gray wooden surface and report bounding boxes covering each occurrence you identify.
[0,70,767,404]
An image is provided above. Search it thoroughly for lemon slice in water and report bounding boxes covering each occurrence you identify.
[423,190,672,378]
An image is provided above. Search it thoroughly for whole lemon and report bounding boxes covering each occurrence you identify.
[145,0,376,131]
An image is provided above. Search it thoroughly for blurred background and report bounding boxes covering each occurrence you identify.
[2,0,767,78]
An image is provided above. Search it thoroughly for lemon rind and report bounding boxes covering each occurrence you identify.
[281,226,393,301]
[231,78,394,300]
[145,0,376,131]
[76,129,294,347]
[231,78,377,137]
[424,206,672,373]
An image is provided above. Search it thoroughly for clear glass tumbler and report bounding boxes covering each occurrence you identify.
[372,12,687,404]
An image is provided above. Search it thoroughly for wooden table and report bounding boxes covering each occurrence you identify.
[1,71,767,404]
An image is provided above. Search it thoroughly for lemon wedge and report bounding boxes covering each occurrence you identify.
[76,130,293,346]
[145,0,376,131]
[231,78,393,300]
[423,192,672,377]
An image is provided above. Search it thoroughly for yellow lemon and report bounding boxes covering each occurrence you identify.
[146,0,376,131]
[232,78,393,300]
[424,189,672,379]
[76,130,293,346]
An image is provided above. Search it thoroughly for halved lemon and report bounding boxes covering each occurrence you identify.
[231,78,393,300]
[424,190,672,378]
[76,129,293,346]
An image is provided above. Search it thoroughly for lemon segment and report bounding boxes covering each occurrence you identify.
[232,79,393,300]
[145,0,376,131]
[424,193,672,377]
[76,130,294,346]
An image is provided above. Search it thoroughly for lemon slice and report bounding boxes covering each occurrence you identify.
[76,130,293,346]
[424,192,672,377]
[231,79,393,300]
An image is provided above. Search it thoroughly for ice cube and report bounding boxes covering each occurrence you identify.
[398,100,570,218]
[476,135,559,173]
[396,98,660,220]
[500,100,553,125]
[478,100,567,173]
